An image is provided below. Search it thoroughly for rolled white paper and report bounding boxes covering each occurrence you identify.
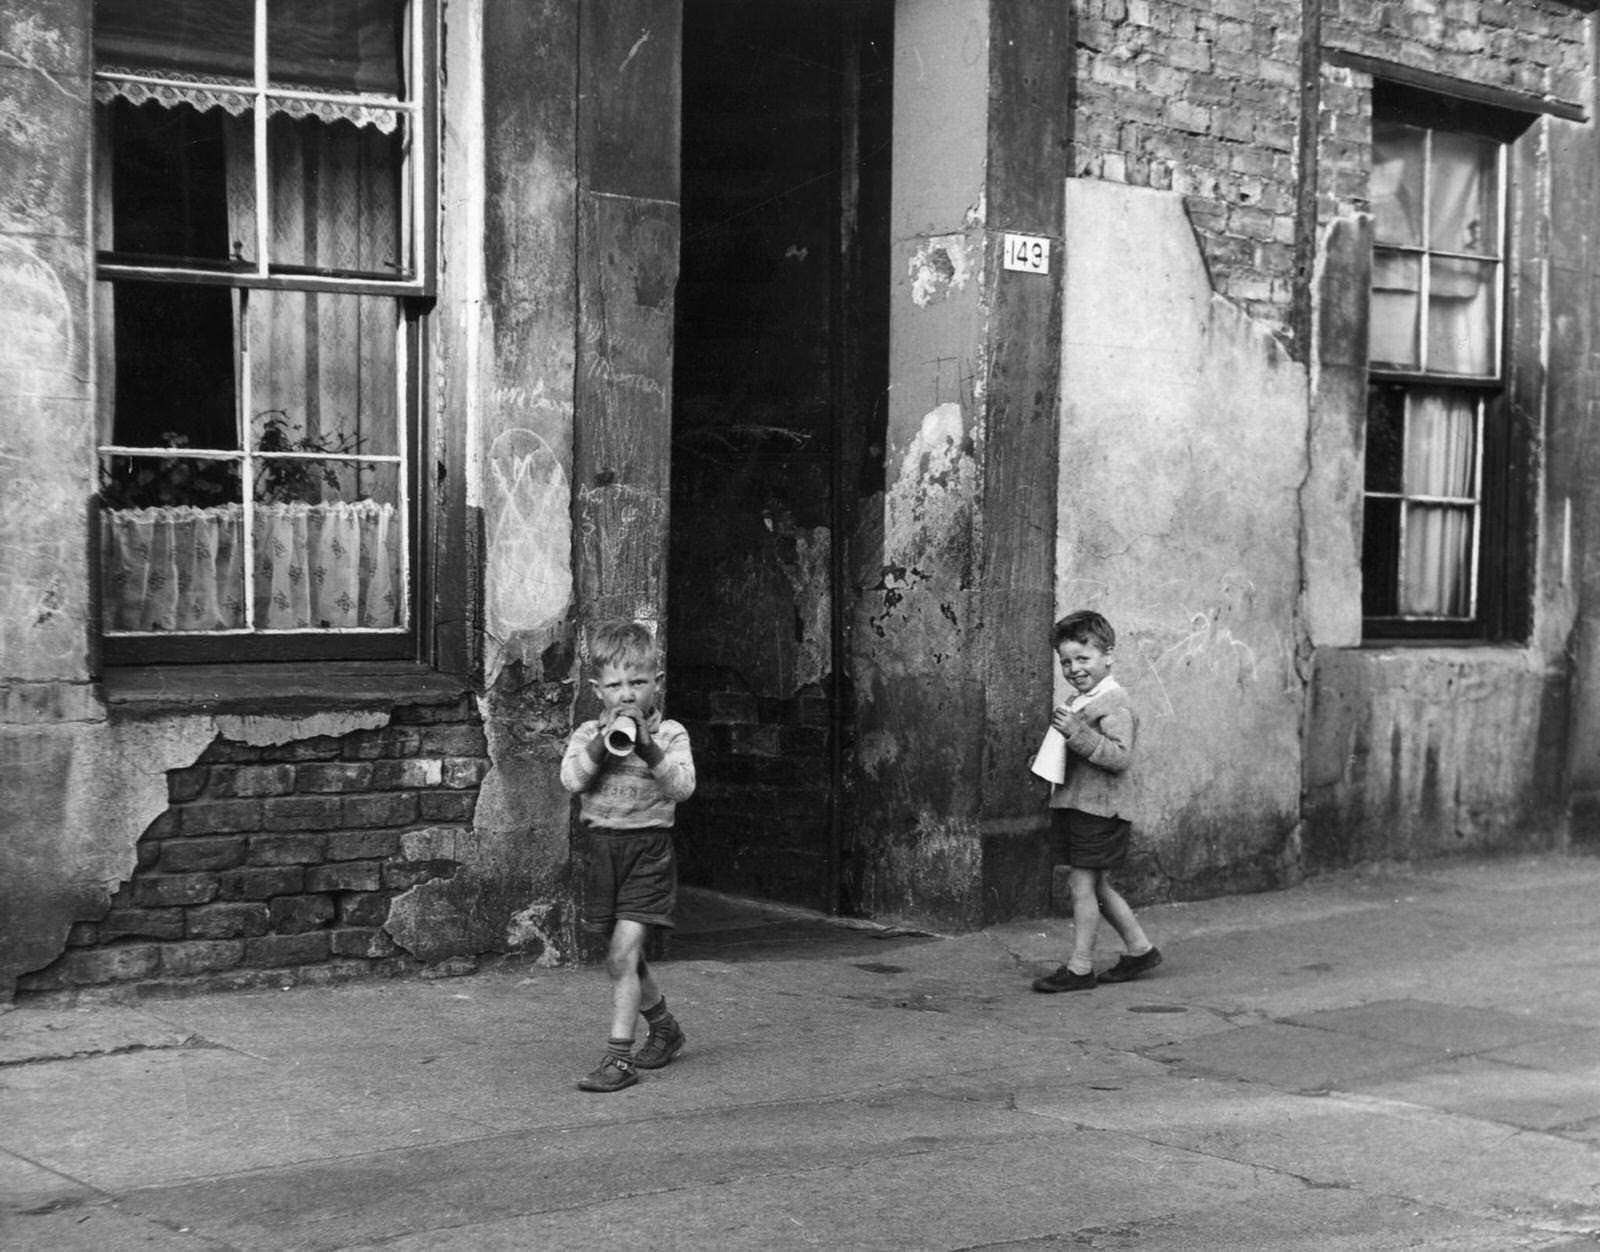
[1030,726,1068,783]
[604,718,639,756]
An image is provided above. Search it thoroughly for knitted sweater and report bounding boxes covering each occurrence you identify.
[560,712,696,829]
[1048,676,1137,821]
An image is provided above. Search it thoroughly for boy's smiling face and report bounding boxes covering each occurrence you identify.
[591,661,662,719]
[1056,636,1113,694]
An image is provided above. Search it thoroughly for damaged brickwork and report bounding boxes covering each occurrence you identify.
[1072,0,1588,348]
[17,700,496,996]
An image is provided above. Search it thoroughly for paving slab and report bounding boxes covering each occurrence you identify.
[1282,999,1578,1055]
[971,1190,1592,1252]
[0,1201,225,1252]
[1357,1058,1600,1133]
[1143,1020,1451,1090]
[0,1048,499,1191]
[0,1005,193,1065]
[113,1085,1072,1252]
[330,1131,1309,1252]
[1035,1077,1600,1231]
[0,1150,97,1213]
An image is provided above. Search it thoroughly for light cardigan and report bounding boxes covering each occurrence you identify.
[1048,676,1137,821]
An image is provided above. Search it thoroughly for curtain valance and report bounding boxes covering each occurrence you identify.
[95,71,402,133]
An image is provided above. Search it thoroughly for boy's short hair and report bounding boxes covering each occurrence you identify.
[588,619,660,671]
[1053,610,1116,652]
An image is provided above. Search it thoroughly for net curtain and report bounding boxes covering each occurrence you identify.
[102,501,399,632]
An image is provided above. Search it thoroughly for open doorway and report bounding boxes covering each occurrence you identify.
[667,0,891,915]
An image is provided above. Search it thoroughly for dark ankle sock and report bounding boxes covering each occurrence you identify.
[642,997,673,1028]
[606,1036,633,1061]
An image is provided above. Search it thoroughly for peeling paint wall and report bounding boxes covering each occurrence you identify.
[850,0,1069,929]
[0,0,102,994]
[851,0,992,928]
[2,713,211,993]
[1057,180,1307,898]
[1305,650,1569,865]
[462,0,584,966]
[0,3,93,686]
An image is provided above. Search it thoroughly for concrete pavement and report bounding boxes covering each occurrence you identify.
[3,853,1600,1251]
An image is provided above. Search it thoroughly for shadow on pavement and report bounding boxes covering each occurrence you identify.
[666,885,940,963]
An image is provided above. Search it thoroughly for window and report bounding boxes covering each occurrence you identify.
[92,0,434,664]
[1362,86,1527,641]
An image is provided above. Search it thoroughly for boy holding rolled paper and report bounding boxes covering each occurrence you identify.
[1029,610,1162,993]
[560,619,697,1090]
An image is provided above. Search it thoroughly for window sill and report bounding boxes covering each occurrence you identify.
[1355,639,1526,657]
[101,662,472,718]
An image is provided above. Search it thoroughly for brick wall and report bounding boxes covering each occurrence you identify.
[1325,0,1589,105]
[1073,0,1305,339]
[1316,0,1590,229]
[1075,0,1591,344]
[672,683,836,911]
[17,699,488,995]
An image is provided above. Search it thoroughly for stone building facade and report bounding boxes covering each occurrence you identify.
[2,0,1597,998]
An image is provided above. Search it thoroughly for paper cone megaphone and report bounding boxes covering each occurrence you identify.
[604,718,638,756]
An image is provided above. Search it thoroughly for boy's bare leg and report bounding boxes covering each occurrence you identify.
[606,919,649,1041]
[1067,868,1101,974]
[1095,876,1153,955]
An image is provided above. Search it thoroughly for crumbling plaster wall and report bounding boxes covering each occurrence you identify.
[1057,179,1307,898]
[852,0,991,927]
[438,0,581,964]
[0,0,106,995]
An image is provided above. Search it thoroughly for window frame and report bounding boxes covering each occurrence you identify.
[91,0,439,668]
[1362,82,1532,645]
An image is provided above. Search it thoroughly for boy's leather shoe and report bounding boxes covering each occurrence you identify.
[577,1054,638,1092]
[1098,947,1163,983]
[1031,965,1096,993]
[632,1021,685,1069]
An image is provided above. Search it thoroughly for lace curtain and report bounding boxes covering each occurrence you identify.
[102,501,400,632]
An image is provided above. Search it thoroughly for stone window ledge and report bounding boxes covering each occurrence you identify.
[102,663,472,719]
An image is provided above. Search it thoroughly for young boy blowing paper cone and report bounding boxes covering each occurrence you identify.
[560,620,697,1090]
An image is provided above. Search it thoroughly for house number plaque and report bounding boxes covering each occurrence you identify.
[1002,233,1051,274]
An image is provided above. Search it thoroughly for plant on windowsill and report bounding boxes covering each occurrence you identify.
[98,433,242,510]
[98,411,372,510]
[253,410,371,506]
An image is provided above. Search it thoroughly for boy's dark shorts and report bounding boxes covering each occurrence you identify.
[1051,807,1131,870]
[581,825,678,932]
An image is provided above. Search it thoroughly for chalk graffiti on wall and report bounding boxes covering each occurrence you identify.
[579,342,669,414]
[0,237,75,398]
[485,427,572,648]
[576,479,666,616]
[0,237,86,675]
